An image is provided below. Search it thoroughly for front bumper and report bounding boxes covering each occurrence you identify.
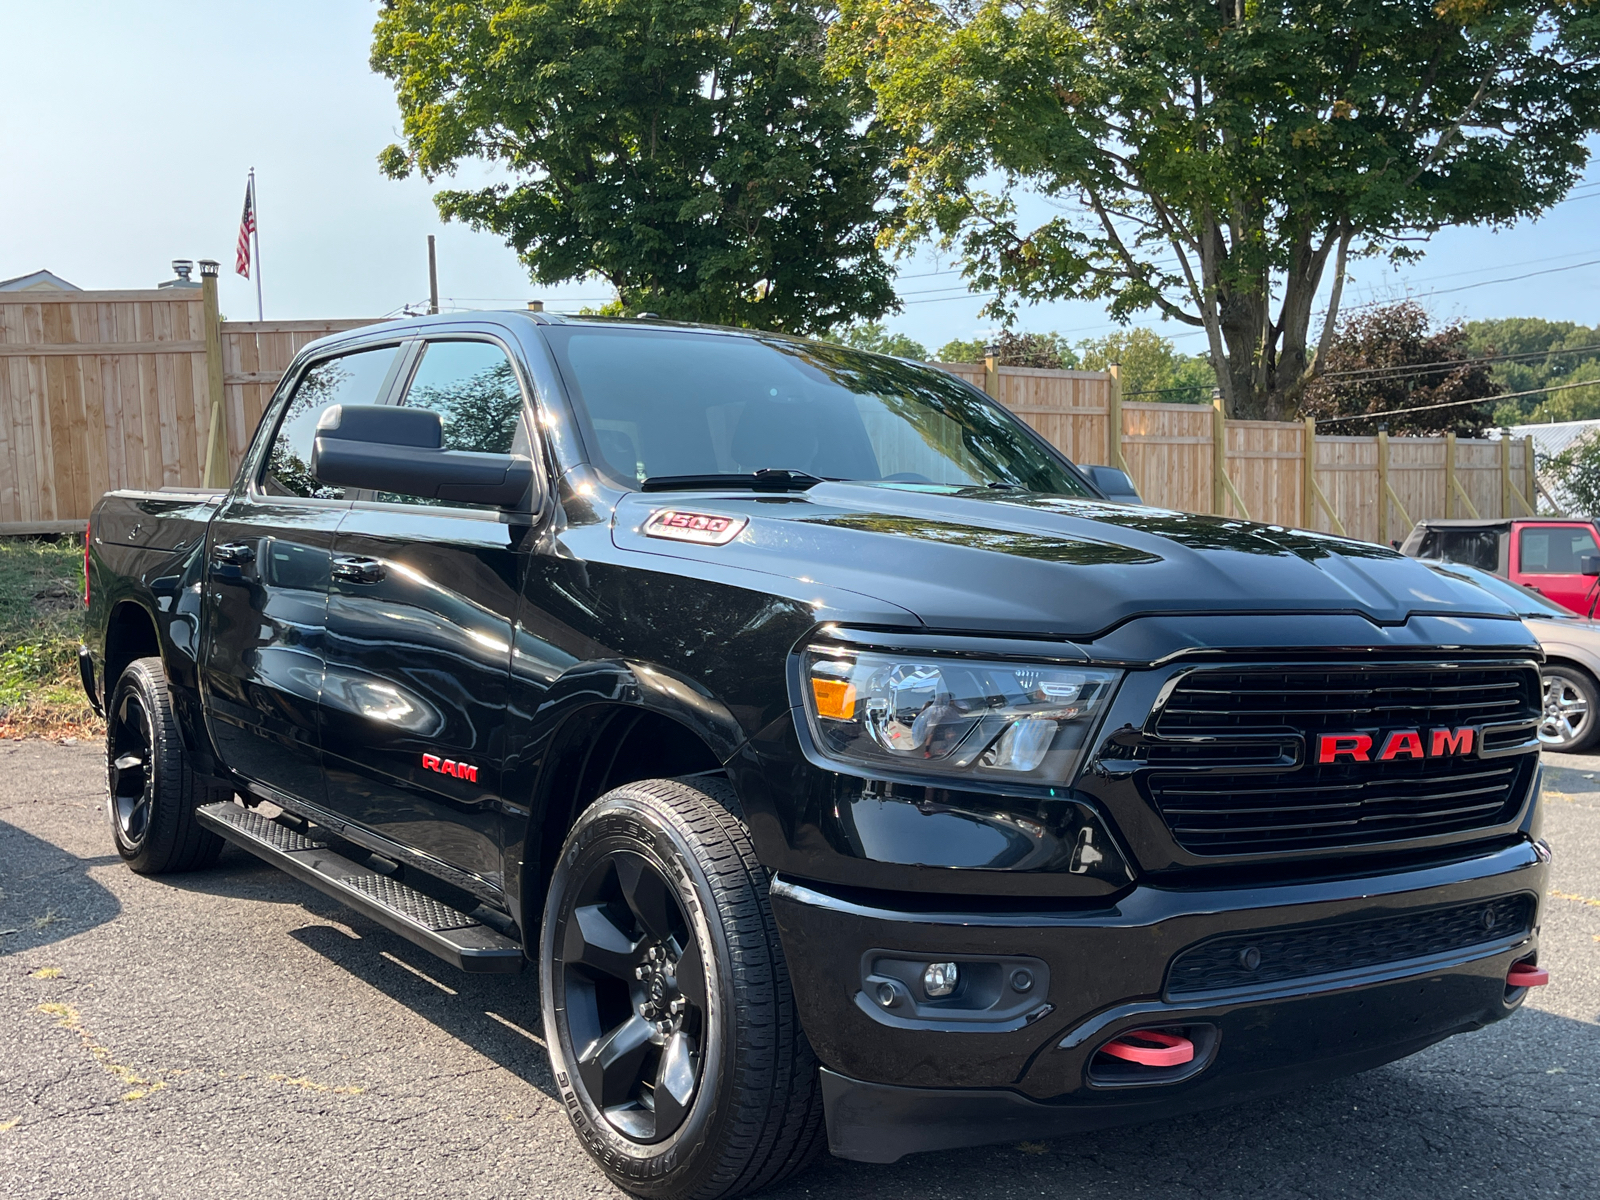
[770,839,1546,1162]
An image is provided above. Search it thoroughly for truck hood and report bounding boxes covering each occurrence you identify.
[611,483,1522,639]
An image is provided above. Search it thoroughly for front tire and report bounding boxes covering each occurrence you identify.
[1539,665,1600,753]
[106,657,226,874]
[540,777,824,1200]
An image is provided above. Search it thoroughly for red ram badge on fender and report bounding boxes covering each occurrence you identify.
[643,509,749,546]
[422,752,478,783]
[1317,726,1476,764]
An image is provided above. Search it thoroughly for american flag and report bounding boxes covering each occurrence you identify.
[236,177,256,278]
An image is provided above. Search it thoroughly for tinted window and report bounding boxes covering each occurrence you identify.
[544,326,1091,494]
[1414,528,1498,572]
[378,340,527,508]
[1520,525,1598,573]
[262,346,398,498]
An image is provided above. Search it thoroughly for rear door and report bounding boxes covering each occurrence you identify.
[317,335,535,895]
[1510,521,1600,615]
[200,340,406,803]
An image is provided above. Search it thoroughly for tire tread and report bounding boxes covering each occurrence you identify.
[548,775,825,1200]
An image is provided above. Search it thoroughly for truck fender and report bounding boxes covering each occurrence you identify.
[500,657,749,931]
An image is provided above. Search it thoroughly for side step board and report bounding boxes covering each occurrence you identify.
[197,802,524,974]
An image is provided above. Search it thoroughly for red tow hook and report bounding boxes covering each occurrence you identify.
[1507,962,1549,989]
[1099,1029,1196,1067]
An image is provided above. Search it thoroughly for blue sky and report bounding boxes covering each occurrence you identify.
[4,1,1597,353]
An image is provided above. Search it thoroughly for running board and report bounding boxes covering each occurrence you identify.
[197,802,524,974]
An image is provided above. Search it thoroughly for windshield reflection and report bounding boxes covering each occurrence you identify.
[543,324,1093,495]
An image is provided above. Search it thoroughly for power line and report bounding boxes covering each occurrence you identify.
[902,290,1000,306]
[1126,342,1600,398]
[1321,340,1600,382]
[1315,376,1600,426]
[1341,256,1600,313]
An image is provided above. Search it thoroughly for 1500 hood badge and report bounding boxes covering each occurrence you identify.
[643,509,748,546]
[1318,726,1475,763]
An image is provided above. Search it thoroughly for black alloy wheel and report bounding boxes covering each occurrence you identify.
[541,777,824,1200]
[562,848,708,1142]
[109,685,155,850]
[105,657,226,874]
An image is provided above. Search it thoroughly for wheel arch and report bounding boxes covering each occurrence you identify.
[103,599,162,707]
[507,659,748,935]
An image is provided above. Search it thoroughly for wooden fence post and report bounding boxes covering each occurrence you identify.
[1212,395,1227,515]
[1377,430,1389,547]
[1526,437,1539,513]
[200,263,229,488]
[1106,363,1125,470]
[1445,432,1457,519]
[1303,416,1317,530]
[984,346,999,399]
[1500,435,1511,518]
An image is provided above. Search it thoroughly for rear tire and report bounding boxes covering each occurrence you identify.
[106,657,227,874]
[540,776,824,1200]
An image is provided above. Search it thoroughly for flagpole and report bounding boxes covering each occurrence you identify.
[250,168,264,321]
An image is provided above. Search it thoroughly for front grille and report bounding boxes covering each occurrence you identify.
[1165,893,1536,998]
[1145,664,1539,854]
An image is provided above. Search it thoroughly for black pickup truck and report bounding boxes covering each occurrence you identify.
[82,312,1551,1199]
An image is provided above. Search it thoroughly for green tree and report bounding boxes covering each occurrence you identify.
[830,0,1600,419]
[935,336,989,363]
[1462,317,1600,424]
[934,329,1077,367]
[372,0,902,334]
[822,322,928,359]
[1544,432,1600,514]
[1077,328,1214,404]
[1301,301,1501,436]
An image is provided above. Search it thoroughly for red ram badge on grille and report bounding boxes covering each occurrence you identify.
[1317,727,1475,764]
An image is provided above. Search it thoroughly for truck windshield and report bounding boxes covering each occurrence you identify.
[543,325,1092,495]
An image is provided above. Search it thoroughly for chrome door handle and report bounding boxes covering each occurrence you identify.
[332,556,386,585]
[212,541,255,565]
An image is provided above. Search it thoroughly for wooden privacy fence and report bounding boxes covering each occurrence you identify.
[0,292,1537,542]
[940,359,1537,543]
[0,285,369,533]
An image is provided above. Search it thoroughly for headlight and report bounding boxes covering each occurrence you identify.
[800,648,1120,783]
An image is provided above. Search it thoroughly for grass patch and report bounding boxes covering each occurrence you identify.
[0,536,100,740]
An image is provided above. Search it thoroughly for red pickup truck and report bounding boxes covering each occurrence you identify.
[1400,517,1600,616]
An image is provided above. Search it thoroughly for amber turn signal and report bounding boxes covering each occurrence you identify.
[810,677,857,720]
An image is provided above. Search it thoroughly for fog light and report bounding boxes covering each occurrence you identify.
[923,962,959,998]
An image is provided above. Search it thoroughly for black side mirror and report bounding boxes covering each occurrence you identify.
[1083,464,1142,505]
[311,405,535,509]
[1581,553,1600,576]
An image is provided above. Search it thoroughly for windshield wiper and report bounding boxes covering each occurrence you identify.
[640,469,827,493]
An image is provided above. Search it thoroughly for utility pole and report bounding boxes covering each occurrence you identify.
[428,235,440,315]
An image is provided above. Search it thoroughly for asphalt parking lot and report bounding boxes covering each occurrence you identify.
[1,741,1596,1200]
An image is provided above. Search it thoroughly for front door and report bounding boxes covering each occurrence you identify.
[200,341,405,803]
[318,336,534,894]
[1511,521,1600,615]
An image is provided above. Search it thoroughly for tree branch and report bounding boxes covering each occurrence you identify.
[1085,188,1203,325]
[1308,224,1353,382]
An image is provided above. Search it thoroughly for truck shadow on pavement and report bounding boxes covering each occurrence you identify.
[0,818,121,954]
[774,1005,1600,1199]
[287,922,558,1101]
[165,846,558,1101]
[159,849,1599,1198]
